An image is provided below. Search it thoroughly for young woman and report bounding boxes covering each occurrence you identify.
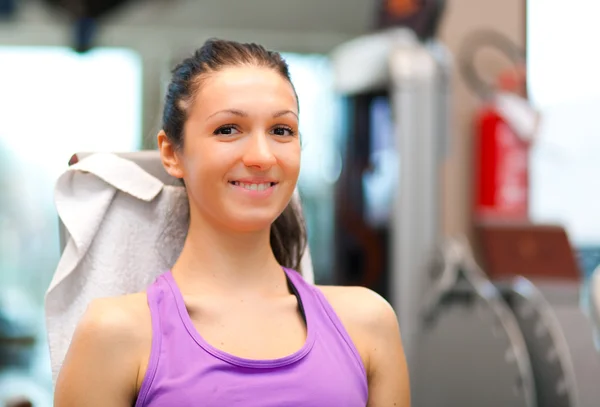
[54,39,410,406]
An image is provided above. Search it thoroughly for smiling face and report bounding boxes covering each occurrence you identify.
[161,65,301,233]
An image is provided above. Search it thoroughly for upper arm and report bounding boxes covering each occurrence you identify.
[54,297,144,407]
[365,298,411,407]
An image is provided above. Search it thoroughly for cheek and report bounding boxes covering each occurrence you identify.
[183,142,228,188]
[276,141,301,180]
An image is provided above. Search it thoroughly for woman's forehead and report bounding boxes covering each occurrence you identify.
[192,66,298,115]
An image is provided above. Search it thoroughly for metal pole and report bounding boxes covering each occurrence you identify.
[389,32,440,375]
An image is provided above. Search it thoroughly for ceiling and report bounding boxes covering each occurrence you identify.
[7,0,378,54]
[110,0,375,35]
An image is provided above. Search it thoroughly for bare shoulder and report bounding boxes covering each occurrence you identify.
[85,292,150,323]
[65,292,152,369]
[78,293,151,342]
[55,293,152,406]
[316,285,399,334]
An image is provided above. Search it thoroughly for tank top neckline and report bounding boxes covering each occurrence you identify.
[163,268,317,369]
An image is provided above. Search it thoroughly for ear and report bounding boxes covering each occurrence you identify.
[157,130,185,179]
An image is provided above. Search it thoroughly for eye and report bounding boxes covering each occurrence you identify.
[271,126,296,137]
[214,125,240,136]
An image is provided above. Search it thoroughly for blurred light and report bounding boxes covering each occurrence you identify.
[527,0,600,247]
[527,0,600,107]
[0,46,142,180]
[321,151,343,184]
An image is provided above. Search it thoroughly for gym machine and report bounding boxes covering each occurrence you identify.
[330,7,600,407]
[331,25,450,377]
[417,226,600,407]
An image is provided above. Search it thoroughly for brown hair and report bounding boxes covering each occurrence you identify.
[161,39,307,272]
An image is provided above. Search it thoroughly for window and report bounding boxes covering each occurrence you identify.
[527,0,600,281]
[0,46,141,402]
[281,53,342,283]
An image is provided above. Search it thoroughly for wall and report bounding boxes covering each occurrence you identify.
[437,0,526,240]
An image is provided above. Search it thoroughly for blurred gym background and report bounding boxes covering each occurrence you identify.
[1,0,600,406]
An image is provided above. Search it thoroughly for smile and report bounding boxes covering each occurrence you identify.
[229,181,277,192]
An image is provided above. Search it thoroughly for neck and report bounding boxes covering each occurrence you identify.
[171,209,284,297]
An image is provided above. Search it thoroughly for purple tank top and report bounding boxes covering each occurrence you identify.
[134,267,368,407]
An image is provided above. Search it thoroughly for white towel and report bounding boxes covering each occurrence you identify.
[46,153,314,384]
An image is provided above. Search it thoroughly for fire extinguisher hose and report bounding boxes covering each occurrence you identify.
[458,29,526,100]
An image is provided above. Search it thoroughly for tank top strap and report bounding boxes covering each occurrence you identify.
[283,267,368,388]
[282,268,318,314]
[282,267,326,331]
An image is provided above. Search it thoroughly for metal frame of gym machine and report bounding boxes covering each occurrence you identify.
[331,27,600,407]
[331,26,451,399]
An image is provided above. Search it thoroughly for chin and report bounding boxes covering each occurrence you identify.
[223,210,280,233]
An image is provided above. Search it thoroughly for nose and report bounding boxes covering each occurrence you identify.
[242,132,277,170]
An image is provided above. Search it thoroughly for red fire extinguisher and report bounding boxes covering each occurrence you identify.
[460,30,540,222]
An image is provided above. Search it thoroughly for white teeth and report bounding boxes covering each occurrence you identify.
[232,182,273,191]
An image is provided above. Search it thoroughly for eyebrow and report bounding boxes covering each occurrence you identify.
[208,109,298,119]
[273,110,298,119]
